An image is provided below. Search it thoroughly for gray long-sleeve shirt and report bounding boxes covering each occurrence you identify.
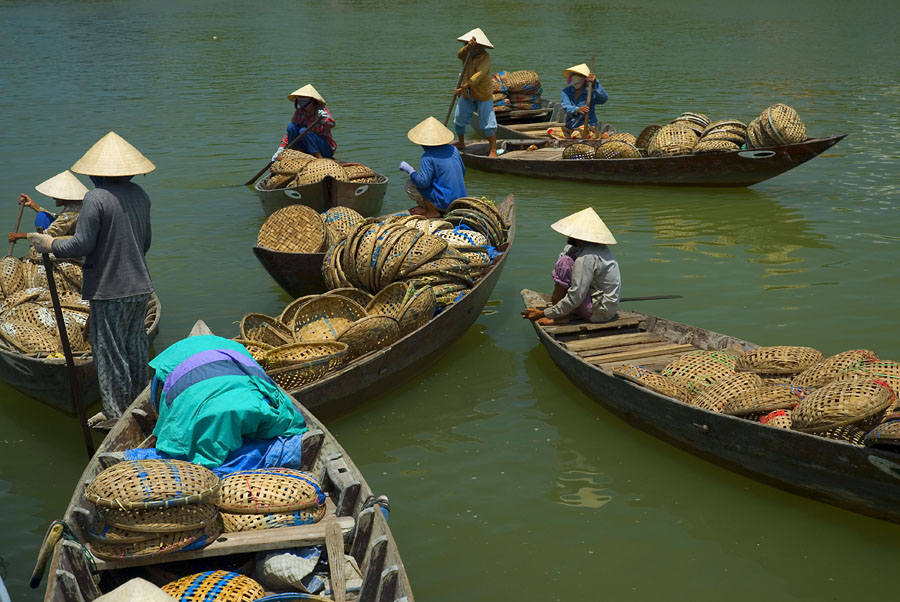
[51,181,152,300]
[545,243,620,322]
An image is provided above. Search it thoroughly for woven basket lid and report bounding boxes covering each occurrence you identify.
[89,521,158,545]
[792,349,879,388]
[835,361,900,395]
[457,27,493,48]
[792,379,894,433]
[367,282,413,319]
[408,116,455,146]
[34,170,89,201]
[95,578,178,602]
[613,364,695,401]
[444,207,503,245]
[322,206,365,240]
[270,155,313,175]
[864,419,900,450]
[98,503,218,534]
[398,286,437,335]
[288,84,325,104]
[257,204,327,253]
[434,228,488,247]
[735,346,824,375]
[264,340,348,371]
[597,140,641,159]
[163,570,264,602]
[294,158,348,186]
[721,384,803,416]
[90,522,219,561]
[693,139,740,153]
[85,459,220,510]
[221,504,327,533]
[760,409,793,429]
[764,103,806,145]
[239,313,294,347]
[608,132,637,145]
[71,131,155,177]
[635,125,662,149]
[291,296,367,341]
[550,207,616,245]
[219,468,325,514]
[562,143,596,160]
[661,350,738,396]
[322,287,374,307]
[336,315,401,360]
[690,372,763,412]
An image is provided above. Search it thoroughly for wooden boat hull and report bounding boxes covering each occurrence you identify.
[522,290,900,524]
[472,101,564,139]
[463,134,846,187]
[0,293,161,413]
[254,174,387,217]
[42,320,413,601]
[252,246,327,297]
[290,196,516,415]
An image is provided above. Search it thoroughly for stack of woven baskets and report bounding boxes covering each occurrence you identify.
[492,70,542,113]
[217,468,327,532]
[261,149,384,191]
[85,459,221,561]
[746,103,807,149]
[614,345,900,448]
[256,205,368,254]
[0,256,89,355]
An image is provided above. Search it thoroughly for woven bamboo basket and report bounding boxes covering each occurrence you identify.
[378,229,422,288]
[647,122,698,157]
[341,162,377,180]
[635,125,662,151]
[336,315,401,360]
[90,523,219,561]
[792,349,879,388]
[397,286,436,336]
[693,139,741,154]
[239,313,293,347]
[321,239,348,290]
[834,361,900,396]
[291,296,367,341]
[0,287,42,315]
[293,158,348,186]
[265,341,349,373]
[690,372,763,412]
[746,117,780,149]
[97,503,218,533]
[596,140,641,159]
[85,459,220,510]
[562,143,596,160]
[734,346,824,375]
[674,112,710,128]
[350,224,384,289]
[396,234,448,278]
[321,287,374,308]
[721,384,804,416]
[702,119,746,134]
[88,522,158,545]
[277,295,318,327]
[321,206,365,241]
[218,468,324,514]
[613,364,695,401]
[220,505,327,533]
[791,379,894,433]
[700,129,746,145]
[608,132,637,145]
[0,256,25,296]
[265,342,348,389]
[403,273,470,289]
[760,409,793,429]
[762,103,806,145]
[163,570,264,602]
[270,155,313,175]
[257,204,327,253]
[406,256,469,277]
[461,249,491,267]
[262,173,294,190]
[434,228,488,248]
[864,420,900,451]
[366,282,413,319]
[0,318,60,354]
[446,196,507,229]
[818,425,868,446]
[233,338,274,368]
[504,70,541,92]
[661,351,738,395]
[444,208,503,246]
[372,226,413,291]
[279,149,317,163]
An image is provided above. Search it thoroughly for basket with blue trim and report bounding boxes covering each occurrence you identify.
[85,459,220,510]
[162,570,264,602]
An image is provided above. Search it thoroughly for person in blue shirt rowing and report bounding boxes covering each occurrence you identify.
[398,116,467,218]
[560,63,610,139]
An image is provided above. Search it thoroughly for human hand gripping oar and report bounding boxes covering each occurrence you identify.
[244,113,326,186]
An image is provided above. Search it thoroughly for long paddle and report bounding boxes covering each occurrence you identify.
[581,55,595,140]
[7,197,26,257]
[621,295,682,302]
[244,113,326,186]
[444,52,472,126]
[38,235,95,459]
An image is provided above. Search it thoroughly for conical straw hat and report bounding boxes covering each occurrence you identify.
[550,207,617,244]
[95,578,177,602]
[408,117,455,146]
[457,28,493,48]
[288,84,326,104]
[563,63,591,79]
[34,170,89,201]
[71,132,156,177]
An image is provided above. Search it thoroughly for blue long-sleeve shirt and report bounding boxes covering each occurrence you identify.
[561,83,609,129]
[409,144,467,211]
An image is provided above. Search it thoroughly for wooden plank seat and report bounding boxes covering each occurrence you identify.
[500,148,565,161]
[545,312,643,336]
[583,342,697,364]
[564,331,665,353]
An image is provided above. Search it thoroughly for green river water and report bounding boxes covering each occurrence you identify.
[1,1,898,600]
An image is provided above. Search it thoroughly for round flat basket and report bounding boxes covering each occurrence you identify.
[689,372,764,412]
[693,139,740,154]
[277,295,319,327]
[366,282,413,319]
[372,225,413,291]
[341,162,376,180]
[262,173,294,190]
[88,522,158,545]
[443,208,503,246]
[791,379,894,433]
[90,523,219,561]
[336,315,401,360]
[291,296,367,341]
[700,127,746,145]
[721,384,804,416]
[321,206,365,241]
[162,570,264,602]
[218,468,325,514]
[279,149,317,164]
[674,112,710,128]
[232,338,274,368]
[221,505,327,533]
[608,132,637,145]
[85,459,220,510]
[834,361,900,395]
[396,234,448,278]
[562,143,596,160]
[613,364,694,401]
[257,204,327,253]
[397,286,436,336]
[294,158,348,186]
[434,228,488,248]
[377,228,421,289]
[596,140,641,159]
[265,342,349,390]
[763,103,806,145]
[864,420,900,452]
[264,341,349,371]
[735,346,825,375]
[270,155,313,175]
[321,287,374,308]
[818,425,867,446]
[0,318,61,354]
[97,503,218,534]
[635,125,662,150]
[446,197,507,229]
[792,349,879,388]
[239,313,294,347]
[0,256,25,294]
[661,351,738,395]
[760,409,793,429]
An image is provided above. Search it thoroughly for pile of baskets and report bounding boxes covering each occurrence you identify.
[492,70,542,113]
[236,282,437,389]
[217,468,327,532]
[261,149,385,191]
[614,345,900,448]
[746,103,807,149]
[256,205,368,254]
[85,459,221,561]
[0,256,89,355]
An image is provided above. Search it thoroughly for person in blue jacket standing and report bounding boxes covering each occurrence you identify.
[398,116,467,218]
[560,63,610,138]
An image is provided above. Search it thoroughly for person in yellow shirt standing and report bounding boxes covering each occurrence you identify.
[452,28,498,157]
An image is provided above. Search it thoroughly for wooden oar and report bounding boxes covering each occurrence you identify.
[7,197,26,257]
[444,53,472,126]
[581,55,595,140]
[621,295,683,302]
[38,238,95,459]
[29,521,64,588]
[325,521,347,602]
[244,113,326,186]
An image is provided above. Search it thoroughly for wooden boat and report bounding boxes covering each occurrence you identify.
[40,320,413,602]
[520,289,900,524]
[472,100,564,139]
[0,293,161,413]
[461,134,846,187]
[252,246,327,298]
[253,172,388,218]
[289,195,516,415]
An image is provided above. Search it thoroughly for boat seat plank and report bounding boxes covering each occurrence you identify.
[578,340,688,360]
[500,148,565,161]
[584,342,697,364]
[564,332,665,353]
[544,312,643,336]
[596,350,697,372]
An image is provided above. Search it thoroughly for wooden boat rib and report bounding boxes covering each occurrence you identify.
[520,288,900,524]
[42,320,413,601]
[0,292,161,413]
[253,172,388,218]
[462,134,846,187]
[289,195,516,415]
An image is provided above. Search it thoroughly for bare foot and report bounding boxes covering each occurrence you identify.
[488,151,498,158]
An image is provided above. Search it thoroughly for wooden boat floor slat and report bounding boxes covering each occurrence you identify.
[545,313,643,336]
[583,342,697,364]
[92,497,353,571]
[602,351,696,372]
[564,331,665,353]
[500,148,565,160]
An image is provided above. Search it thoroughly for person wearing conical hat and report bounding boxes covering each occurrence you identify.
[399,117,467,218]
[452,28,499,157]
[94,577,177,602]
[29,132,155,419]
[522,207,620,325]
[9,170,88,245]
[560,63,610,139]
[272,84,337,161]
